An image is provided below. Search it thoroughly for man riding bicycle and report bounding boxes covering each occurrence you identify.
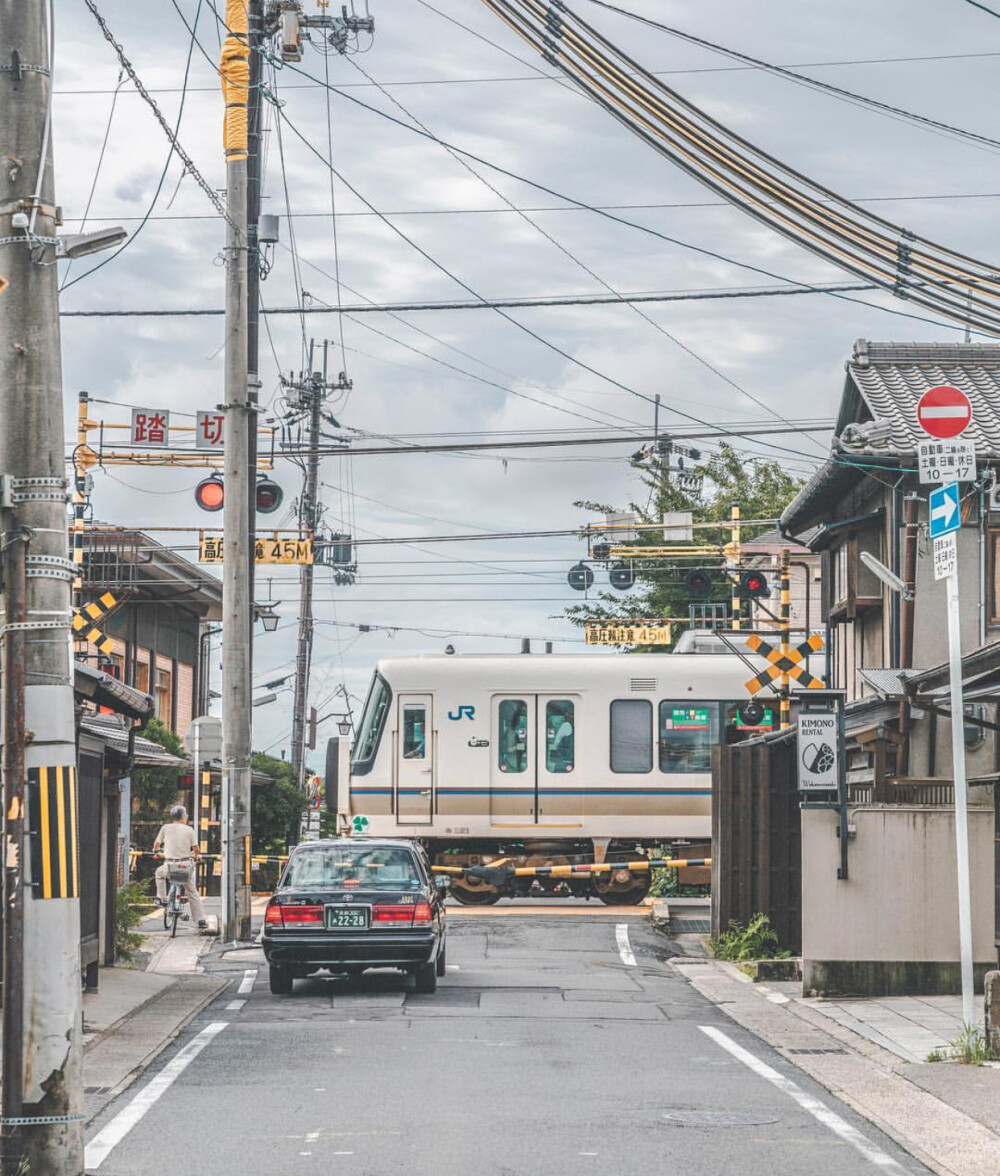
[153,804,207,930]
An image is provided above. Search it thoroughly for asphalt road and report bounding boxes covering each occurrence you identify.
[85,910,928,1175]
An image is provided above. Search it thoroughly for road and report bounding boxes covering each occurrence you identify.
[85,909,927,1175]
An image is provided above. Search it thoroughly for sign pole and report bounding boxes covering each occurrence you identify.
[945,563,975,1026]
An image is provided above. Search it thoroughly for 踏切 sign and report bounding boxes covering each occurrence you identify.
[199,534,314,564]
[928,483,961,539]
[916,385,972,439]
[196,411,225,449]
[130,408,170,447]
[585,622,672,645]
[797,711,839,793]
[917,438,976,484]
[933,533,958,582]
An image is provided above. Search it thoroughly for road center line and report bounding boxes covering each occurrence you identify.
[615,923,636,967]
[237,968,258,994]
[699,1026,906,1172]
[85,1021,228,1170]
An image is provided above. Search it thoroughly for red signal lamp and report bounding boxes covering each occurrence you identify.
[194,474,225,512]
[739,570,769,599]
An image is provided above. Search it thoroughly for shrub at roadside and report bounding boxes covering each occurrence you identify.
[710,913,791,961]
[116,880,155,967]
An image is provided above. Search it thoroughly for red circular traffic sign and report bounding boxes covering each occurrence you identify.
[916,385,973,439]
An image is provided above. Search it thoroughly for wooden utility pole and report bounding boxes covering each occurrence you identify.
[220,1,253,942]
[1,2,84,1171]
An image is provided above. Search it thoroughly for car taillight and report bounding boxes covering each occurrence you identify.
[372,904,415,925]
[264,902,284,926]
[413,902,433,926]
[280,905,324,924]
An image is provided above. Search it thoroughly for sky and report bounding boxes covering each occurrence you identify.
[51,0,1000,765]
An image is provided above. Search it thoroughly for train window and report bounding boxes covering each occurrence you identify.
[610,699,653,773]
[659,702,719,773]
[546,701,575,772]
[498,699,528,773]
[723,701,777,744]
[402,705,427,759]
[351,673,391,775]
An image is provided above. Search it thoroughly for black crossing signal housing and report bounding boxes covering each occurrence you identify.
[194,474,225,512]
[567,562,595,591]
[608,561,635,591]
[739,570,769,599]
[255,476,283,514]
[684,568,713,599]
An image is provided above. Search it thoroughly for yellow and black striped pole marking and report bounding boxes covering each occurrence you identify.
[199,776,211,895]
[71,590,118,656]
[779,548,791,729]
[744,633,825,695]
[730,499,741,630]
[27,766,79,899]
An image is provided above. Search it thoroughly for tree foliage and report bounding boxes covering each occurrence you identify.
[565,444,804,649]
[251,752,307,854]
[131,717,185,820]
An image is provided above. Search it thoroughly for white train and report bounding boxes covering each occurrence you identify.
[329,641,791,904]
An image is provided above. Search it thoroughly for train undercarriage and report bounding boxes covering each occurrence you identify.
[425,839,655,906]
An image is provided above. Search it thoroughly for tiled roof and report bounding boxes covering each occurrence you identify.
[80,714,186,766]
[838,340,1000,457]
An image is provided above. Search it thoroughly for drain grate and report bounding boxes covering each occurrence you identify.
[671,919,711,933]
[84,1086,110,1095]
[663,1109,780,1127]
[787,1047,847,1055]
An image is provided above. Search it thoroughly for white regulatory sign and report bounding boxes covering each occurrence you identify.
[917,438,976,484]
[933,532,958,581]
[797,712,839,793]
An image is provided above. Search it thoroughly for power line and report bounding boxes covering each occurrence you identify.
[958,0,1000,18]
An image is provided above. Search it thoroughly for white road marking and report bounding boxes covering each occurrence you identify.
[615,923,637,967]
[237,968,258,994]
[699,1026,907,1172]
[446,964,460,971]
[226,999,246,1011]
[333,1151,354,1156]
[85,1021,228,1170]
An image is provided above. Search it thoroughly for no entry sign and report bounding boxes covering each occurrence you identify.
[916,385,973,439]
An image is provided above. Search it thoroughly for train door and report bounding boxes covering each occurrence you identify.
[394,694,434,825]
[490,695,536,826]
[489,695,582,827]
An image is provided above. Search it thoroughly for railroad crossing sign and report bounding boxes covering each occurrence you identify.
[928,483,961,539]
[71,591,118,656]
[916,385,972,439]
[744,632,824,694]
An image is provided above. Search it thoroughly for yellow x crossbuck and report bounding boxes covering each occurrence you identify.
[744,632,824,694]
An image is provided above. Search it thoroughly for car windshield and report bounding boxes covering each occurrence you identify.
[284,846,422,891]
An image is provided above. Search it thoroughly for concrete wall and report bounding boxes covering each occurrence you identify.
[801,804,996,995]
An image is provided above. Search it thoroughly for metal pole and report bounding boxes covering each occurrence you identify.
[780,547,791,729]
[730,500,741,630]
[220,5,252,942]
[246,0,264,675]
[945,565,975,1026]
[898,494,920,774]
[1,2,84,1170]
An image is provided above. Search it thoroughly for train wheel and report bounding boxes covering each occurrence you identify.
[449,879,501,906]
[592,866,651,906]
[525,854,571,895]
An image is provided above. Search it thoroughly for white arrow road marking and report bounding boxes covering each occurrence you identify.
[699,1026,906,1172]
[616,923,637,967]
[85,1021,228,1170]
[931,494,958,527]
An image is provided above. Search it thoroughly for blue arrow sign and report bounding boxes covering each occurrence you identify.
[929,482,961,539]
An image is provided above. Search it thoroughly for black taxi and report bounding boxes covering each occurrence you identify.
[261,838,448,995]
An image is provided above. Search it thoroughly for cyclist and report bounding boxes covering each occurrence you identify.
[153,805,207,930]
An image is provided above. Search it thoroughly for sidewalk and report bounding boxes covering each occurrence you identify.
[671,951,1000,1176]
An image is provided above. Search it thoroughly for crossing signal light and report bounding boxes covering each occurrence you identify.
[685,569,713,599]
[739,570,769,599]
[608,561,635,591]
[567,562,595,591]
[255,476,283,515]
[194,475,225,512]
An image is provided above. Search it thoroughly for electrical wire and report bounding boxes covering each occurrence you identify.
[958,0,1000,18]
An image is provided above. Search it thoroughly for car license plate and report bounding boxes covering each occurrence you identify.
[326,905,369,930]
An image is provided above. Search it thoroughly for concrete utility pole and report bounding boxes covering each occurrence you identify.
[220,2,253,942]
[0,2,84,1171]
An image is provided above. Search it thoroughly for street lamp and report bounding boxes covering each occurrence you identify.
[337,718,352,736]
[256,604,280,632]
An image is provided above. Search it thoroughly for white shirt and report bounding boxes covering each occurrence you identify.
[156,822,198,859]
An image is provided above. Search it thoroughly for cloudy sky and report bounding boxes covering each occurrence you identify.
[52,0,1000,762]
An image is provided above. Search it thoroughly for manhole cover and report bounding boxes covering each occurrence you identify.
[663,1110,780,1127]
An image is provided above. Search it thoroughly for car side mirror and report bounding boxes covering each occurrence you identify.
[434,876,451,893]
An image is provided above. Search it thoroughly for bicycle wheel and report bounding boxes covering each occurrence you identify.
[163,899,170,931]
[170,904,180,938]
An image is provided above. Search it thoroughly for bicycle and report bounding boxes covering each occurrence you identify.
[163,861,194,938]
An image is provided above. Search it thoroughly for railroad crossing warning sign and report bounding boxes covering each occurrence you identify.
[744,632,824,694]
[71,591,118,656]
[916,385,972,439]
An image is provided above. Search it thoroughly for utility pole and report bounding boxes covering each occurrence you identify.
[1,2,84,1171]
[220,3,253,942]
[290,344,350,801]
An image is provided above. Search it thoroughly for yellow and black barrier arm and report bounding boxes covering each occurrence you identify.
[432,857,710,884]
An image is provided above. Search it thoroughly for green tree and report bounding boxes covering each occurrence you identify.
[131,717,185,820]
[250,752,307,854]
[566,444,804,648]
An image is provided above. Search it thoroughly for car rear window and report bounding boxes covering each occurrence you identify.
[284,846,422,891]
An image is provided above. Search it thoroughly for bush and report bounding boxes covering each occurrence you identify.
[116,880,155,967]
[711,913,790,961]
